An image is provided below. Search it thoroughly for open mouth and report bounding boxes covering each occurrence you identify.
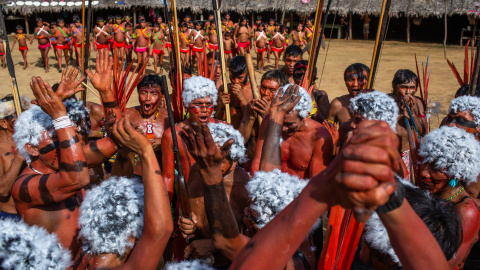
[143,104,152,112]
[420,180,434,190]
[199,116,209,122]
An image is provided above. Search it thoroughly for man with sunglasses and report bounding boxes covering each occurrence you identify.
[327,63,370,125]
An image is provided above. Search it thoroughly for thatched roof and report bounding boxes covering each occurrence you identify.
[4,0,480,18]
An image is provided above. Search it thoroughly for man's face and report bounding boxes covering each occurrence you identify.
[36,130,60,170]
[140,22,146,28]
[58,21,65,27]
[349,113,364,131]
[37,21,43,27]
[445,110,480,138]
[226,15,230,20]
[419,163,450,195]
[297,24,303,32]
[275,25,280,32]
[75,22,81,28]
[125,17,131,22]
[230,71,247,86]
[207,59,221,81]
[195,24,202,30]
[157,17,163,23]
[181,25,187,32]
[293,68,306,85]
[259,79,280,101]
[284,54,303,75]
[222,20,228,26]
[1,114,16,133]
[269,20,275,26]
[138,85,162,115]
[258,25,265,32]
[154,26,160,32]
[187,97,214,124]
[282,110,303,138]
[394,80,417,100]
[98,21,104,27]
[115,18,122,24]
[344,70,368,97]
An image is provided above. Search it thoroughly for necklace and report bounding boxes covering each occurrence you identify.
[143,108,160,140]
[447,186,465,201]
[29,166,44,175]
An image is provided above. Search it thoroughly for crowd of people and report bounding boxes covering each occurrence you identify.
[0,11,480,270]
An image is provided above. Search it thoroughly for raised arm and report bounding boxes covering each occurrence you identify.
[0,146,24,198]
[113,118,173,270]
[13,77,89,207]
[161,128,176,200]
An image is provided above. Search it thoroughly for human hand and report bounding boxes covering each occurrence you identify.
[320,121,399,220]
[219,92,230,106]
[184,239,216,260]
[85,48,113,94]
[322,120,339,145]
[30,76,67,119]
[55,67,85,101]
[252,98,270,118]
[231,84,245,101]
[103,109,116,139]
[150,138,162,151]
[112,118,152,155]
[179,212,198,238]
[179,122,233,184]
[269,84,301,115]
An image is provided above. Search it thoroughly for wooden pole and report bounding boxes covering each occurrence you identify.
[367,0,391,89]
[171,0,183,88]
[443,1,447,59]
[245,52,262,125]
[81,0,86,101]
[349,13,352,40]
[24,15,29,35]
[406,15,410,43]
[133,8,137,27]
[281,0,287,25]
[306,0,325,84]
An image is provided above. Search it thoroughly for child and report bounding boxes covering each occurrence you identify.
[178,22,191,68]
[52,18,71,72]
[31,17,51,72]
[10,25,32,69]
[271,23,286,70]
[223,31,234,62]
[133,18,152,72]
[255,23,268,73]
[111,15,126,62]
[151,23,165,74]
[0,36,5,68]
[191,21,206,75]
[207,20,219,53]
[125,22,134,64]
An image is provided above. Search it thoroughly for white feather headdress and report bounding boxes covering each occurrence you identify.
[0,100,15,119]
[165,260,215,270]
[419,126,480,184]
[0,219,71,270]
[247,169,308,229]
[274,84,312,119]
[78,176,144,256]
[182,76,218,107]
[449,95,480,126]
[208,122,247,163]
[349,90,399,131]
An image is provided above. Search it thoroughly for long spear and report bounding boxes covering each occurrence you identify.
[212,0,231,124]
[307,0,333,86]
[367,0,392,89]
[81,0,93,103]
[161,74,191,224]
[305,0,325,85]
[171,0,183,91]
[0,4,22,114]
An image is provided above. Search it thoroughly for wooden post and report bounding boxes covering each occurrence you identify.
[251,12,254,28]
[406,15,410,43]
[281,0,287,25]
[24,15,29,35]
[133,8,137,27]
[349,13,352,40]
[81,0,86,101]
[444,1,447,58]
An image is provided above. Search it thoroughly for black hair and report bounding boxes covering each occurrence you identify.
[293,60,316,82]
[51,21,57,25]
[125,22,131,27]
[73,18,80,23]
[16,25,23,30]
[138,14,145,19]
[455,84,480,97]
[57,18,64,23]
[284,45,303,58]
[96,17,104,22]
[107,15,113,20]
[0,95,13,103]
[269,18,275,22]
[147,22,152,26]
[258,22,265,27]
[256,16,262,20]
[392,69,418,91]
[226,12,231,16]
[207,51,220,60]
[221,17,227,21]
[209,14,214,17]
[343,63,370,81]
[185,15,191,19]
[181,22,188,27]
[156,16,163,20]
[154,22,160,27]
[194,21,202,27]
[228,56,247,77]
[240,16,247,22]
[261,70,288,87]
[210,19,215,24]
[36,18,43,22]
[137,75,163,91]
[139,18,146,23]
[115,15,122,19]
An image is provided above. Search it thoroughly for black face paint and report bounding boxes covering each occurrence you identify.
[446,115,478,129]
[346,73,367,81]
[39,141,60,155]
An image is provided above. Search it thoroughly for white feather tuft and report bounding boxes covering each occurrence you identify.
[182,76,218,107]
[165,260,215,270]
[349,91,399,131]
[247,169,308,229]
[0,100,15,119]
[419,126,480,184]
[0,219,71,270]
[274,84,312,119]
[78,176,144,256]
[208,122,247,163]
[364,212,401,265]
[449,96,480,126]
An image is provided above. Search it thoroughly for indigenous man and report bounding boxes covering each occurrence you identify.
[31,18,51,72]
[112,75,169,179]
[207,20,219,53]
[255,22,268,73]
[191,21,206,74]
[111,15,127,62]
[51,18,71,72]
[271,24,286,70]
[10,25,32,70]
[389,69,427,156]
[11,50,120,255]
[151,23,166,75]
[234,16,252,56]
[0,99,24,220]
[326,63,369,125]
[178,23,191,68]
[178,123,250,268]
[93,17,111,53]
[290,24,307,48]
[215,56,254,129]
[134,19,152,72]
[207,52,222,89]
[238,70,288,171]
[418,126,480,270]
[251,84,334,179]
[278,45,303,83]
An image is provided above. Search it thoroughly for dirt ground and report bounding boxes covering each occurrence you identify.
[0,37,467,128]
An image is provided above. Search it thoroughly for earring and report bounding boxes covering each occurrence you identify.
[449,179,458,188]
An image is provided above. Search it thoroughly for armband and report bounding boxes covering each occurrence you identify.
[376,177,405,213]
[418,114,426,118]
[52,116,72,130]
